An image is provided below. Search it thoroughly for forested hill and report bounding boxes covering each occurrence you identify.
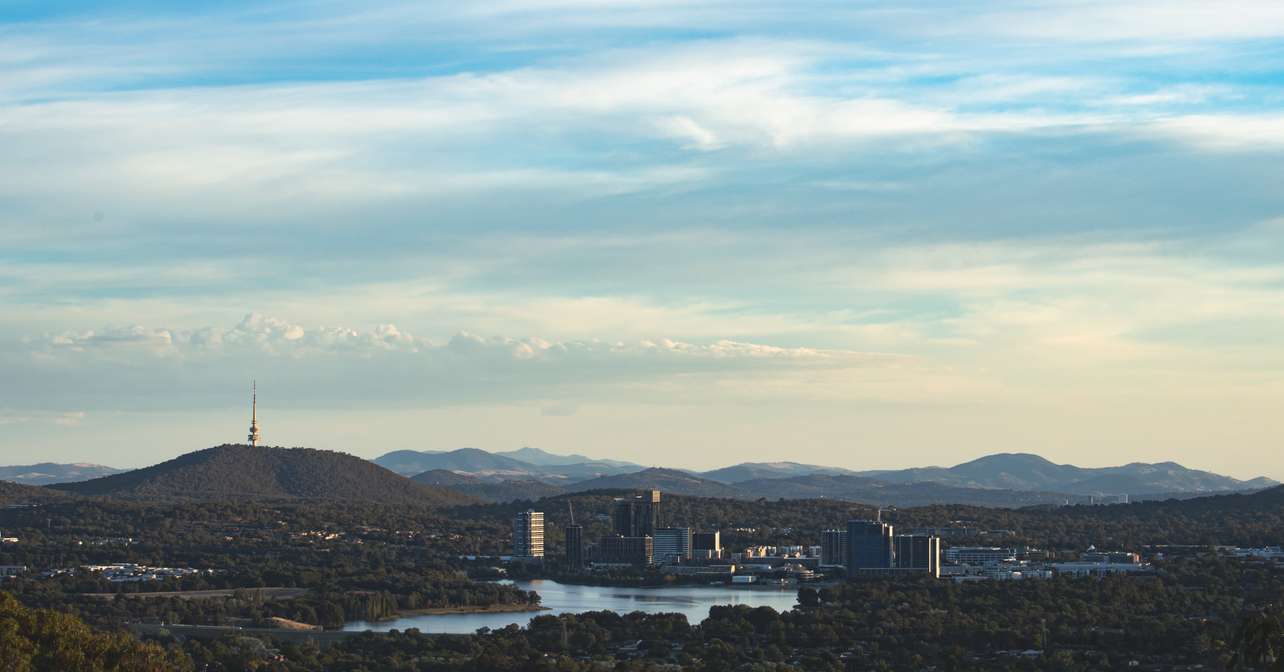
[50,445,473,506]
[0,480,69,504]
[565,467,744,497]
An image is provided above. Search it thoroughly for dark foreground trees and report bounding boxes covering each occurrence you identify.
[0,591,190,672]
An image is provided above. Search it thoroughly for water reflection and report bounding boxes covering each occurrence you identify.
[344,579,799,634]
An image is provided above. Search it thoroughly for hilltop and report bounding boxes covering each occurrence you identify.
[51,445,472,506]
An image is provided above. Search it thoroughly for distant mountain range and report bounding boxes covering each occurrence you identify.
[50,445,471,506]
[4,447,1273,509]
[374,447,643,483]
[0,463,123,486]
[701,462,856,483]
[410,470,565,503]
[563,468,745,498]
[373,448,1276,506]
[494,447,638,469]
[851,453,1277,496]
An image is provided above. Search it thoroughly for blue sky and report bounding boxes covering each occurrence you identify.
[3,1,1284,479]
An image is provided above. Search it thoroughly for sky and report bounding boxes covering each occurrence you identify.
[2,1,1283,478]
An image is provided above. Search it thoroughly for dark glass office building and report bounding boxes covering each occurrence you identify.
[565,524,584,569]
[846,520,894,570]
[893,534,941,577]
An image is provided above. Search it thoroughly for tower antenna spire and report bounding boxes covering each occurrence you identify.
[248,380,261,448]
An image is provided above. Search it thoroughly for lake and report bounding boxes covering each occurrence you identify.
[344,580,800,634]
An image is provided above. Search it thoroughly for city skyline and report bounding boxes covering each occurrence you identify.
[4,2,1284,479]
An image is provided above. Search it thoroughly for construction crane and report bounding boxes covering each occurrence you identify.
[567,500,576,526]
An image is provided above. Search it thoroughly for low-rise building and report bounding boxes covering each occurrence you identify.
[662,564,736,579]
[944,546,1016,566]
[1081,548,1141,564]
[1230,546,1284,560]
[1052,561,1154,577]
[598,535,653,566]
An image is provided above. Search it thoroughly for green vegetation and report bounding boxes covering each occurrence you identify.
[0,498,533,630]
[0,592,188,672]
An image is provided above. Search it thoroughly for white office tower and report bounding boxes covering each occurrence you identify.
[513,510,545,558]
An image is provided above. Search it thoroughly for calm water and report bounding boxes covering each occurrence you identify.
[344,580,799,634]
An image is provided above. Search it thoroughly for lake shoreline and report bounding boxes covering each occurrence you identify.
[377,603,548,620]
[346,580,801,634]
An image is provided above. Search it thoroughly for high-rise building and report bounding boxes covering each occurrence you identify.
[652,527,691,564]
[692,531,722,559]
[847,519,894,571]
[513,510,544,559]
[611,490,662,537]
[642,489,661,535]
[565,525,584,569]
[821,529,848,567]
[599,535,653,566]
[893,534,941,577]
[611,498,640,537]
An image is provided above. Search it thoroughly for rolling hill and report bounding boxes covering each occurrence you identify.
[374,448,535,477]
[373,448,643,482]
[565,468,744,498]
[856,453,1275,496]
[51,445,472,505]
[409,469,480,487]
[373,447,1274,507]
[701,461,855,483]
[409,470,567,503]
[732,474,1089,507]
[0,463,123,486]
[494,447,639,469]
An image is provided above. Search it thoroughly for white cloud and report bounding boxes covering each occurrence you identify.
[38,313,904,368]
[1152,114,1284,150]
[961,0,1284,43]
[0,410,86,427]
